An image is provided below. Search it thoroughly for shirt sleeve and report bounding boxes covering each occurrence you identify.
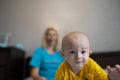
[89,58,109,80]
[29,47,43,68]
[55,62,65,80]
[56,70,63,79]
[58,51,66,61]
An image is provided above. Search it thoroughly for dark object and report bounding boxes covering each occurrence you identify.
[24,57,32,78]
[90,51,120,69]
[0,47,25,80]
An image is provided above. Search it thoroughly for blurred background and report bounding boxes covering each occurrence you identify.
[0,0,120,57]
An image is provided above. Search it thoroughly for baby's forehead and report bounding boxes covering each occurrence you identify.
[63,32,87,41]
[62,32,90,49]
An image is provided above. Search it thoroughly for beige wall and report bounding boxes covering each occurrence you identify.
[0,0,120,56]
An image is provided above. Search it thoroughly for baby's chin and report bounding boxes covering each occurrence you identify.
[74,63,84,70]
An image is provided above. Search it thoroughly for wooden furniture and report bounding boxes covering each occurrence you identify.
[0,47,25,80]
[90,51,120,69]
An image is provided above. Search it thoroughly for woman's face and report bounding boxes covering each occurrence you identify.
[46,30,58,46]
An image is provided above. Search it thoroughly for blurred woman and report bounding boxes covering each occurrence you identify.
[29,27,64,80]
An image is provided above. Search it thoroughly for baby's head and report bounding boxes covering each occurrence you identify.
[61,32,92,70]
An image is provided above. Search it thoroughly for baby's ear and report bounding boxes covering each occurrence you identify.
[89,50,93,55]
[59,50,64,57]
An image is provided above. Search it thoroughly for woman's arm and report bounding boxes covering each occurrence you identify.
[30,67,46,80]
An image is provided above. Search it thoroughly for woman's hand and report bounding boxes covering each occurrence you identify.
[30,67,47,80]
[32,76,46,80]
[106,64,120,80]
[40,77,47,80]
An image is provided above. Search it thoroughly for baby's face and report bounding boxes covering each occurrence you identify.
[62,32,90,70]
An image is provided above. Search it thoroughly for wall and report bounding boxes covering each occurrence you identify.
[0,0,120,56]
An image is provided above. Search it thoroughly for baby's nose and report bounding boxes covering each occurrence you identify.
[76,52,82,58]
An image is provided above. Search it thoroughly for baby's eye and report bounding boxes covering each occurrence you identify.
[70,51,75,54]
[81,51,86,54]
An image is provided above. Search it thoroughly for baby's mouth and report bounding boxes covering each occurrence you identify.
[75,60,83,64]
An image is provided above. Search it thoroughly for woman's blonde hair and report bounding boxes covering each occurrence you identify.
[41,27,59,51]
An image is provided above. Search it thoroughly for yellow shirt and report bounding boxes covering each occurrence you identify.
[55,58,109,80]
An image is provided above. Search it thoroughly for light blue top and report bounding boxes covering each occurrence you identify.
[29,47,65,80]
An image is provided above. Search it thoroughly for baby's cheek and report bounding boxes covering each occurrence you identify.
[84,55,89,63]
[68,56,75,63]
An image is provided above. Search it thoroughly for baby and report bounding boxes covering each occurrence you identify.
[56,32,120,80]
